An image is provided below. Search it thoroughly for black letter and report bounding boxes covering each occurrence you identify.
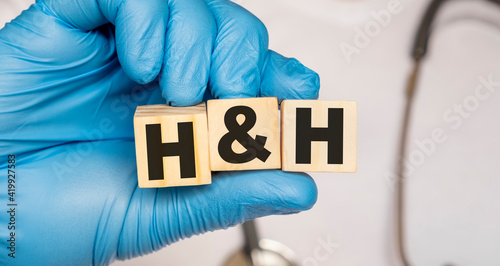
[295,108,343,164]
[146,123,196,180]
[218,106,270,163]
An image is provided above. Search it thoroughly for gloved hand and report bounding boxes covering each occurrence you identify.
[0,0,320,265]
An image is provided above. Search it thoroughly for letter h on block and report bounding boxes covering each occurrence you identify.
[281,100,357,173]
[134,104,211,188]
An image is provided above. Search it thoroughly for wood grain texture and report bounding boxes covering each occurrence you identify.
[134,103,211,188]
[281,100,357,173]
[207,97,281,171]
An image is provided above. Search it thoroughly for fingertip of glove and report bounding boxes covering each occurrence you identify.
[235,170,318,214]
[162,86,206,107]
[118,43,163,85]
[275,171,318,212]
[124,62,162,85]
[305,68,321,100]
[284,58,321,100]
[261,51,321,101]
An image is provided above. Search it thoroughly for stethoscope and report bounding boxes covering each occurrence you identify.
[224,1,500,266]
[396,0,500,266]
[224,220,298,266]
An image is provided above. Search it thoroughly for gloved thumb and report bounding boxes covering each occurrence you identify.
[116,170,317,260]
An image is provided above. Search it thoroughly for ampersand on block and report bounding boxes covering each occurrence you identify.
[207,97,281,171]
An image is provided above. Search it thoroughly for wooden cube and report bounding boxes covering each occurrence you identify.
[134,104,211,188]
[281,100,357,173]
[207,97,281,171]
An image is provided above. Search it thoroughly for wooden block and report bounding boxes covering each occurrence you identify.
[281,100,357,173]
[134,104,211,188]
[207,97,281,171]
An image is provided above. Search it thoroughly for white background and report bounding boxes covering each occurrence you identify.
[3,0,500,265]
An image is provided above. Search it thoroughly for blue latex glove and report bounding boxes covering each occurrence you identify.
[0,0,320,265]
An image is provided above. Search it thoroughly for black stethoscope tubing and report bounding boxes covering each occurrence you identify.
[397,0,500,265]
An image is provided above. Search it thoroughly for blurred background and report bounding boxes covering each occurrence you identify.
[3,0,500,265]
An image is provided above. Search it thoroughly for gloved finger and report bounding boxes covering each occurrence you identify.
[206,0,269,99]
[118,170,317,258]
[39,0,169,84]
[160,0,216,106]
[261,50,321,102]
[113,0,169,84]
